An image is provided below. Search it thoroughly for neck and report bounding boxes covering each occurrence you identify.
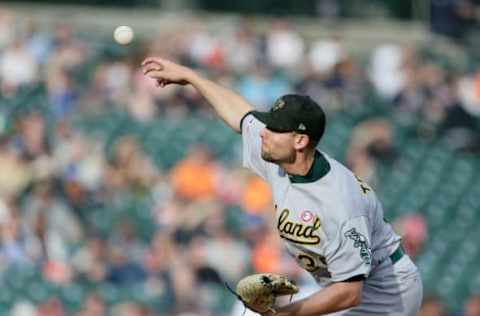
[280,149,316,176]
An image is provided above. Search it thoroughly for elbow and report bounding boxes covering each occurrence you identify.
[347,286,363,308]
[349,293,362,307]
[342,281,363,308]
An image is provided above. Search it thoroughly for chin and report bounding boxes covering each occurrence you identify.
[261,151,277,163]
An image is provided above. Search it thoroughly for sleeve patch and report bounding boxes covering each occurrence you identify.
[344,228,372,265]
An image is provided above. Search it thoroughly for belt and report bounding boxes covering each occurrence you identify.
[389,246,405,265]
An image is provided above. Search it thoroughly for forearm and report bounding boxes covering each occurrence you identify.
[189,73,253,133]
[275,281,362,316]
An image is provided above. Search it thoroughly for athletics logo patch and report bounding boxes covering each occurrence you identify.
[300,210,314,222]
[272,99,286,111]
[344,228,372,265]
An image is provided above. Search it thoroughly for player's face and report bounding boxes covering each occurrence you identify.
[259,127,296,163]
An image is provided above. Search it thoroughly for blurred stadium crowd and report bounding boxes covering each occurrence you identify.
[0,5,480,316]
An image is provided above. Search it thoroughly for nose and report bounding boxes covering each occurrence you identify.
[260,127,267,139]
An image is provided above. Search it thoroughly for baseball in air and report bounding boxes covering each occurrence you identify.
[114,26,134,45]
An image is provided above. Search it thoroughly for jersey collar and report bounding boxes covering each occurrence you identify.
[288,150,331,183]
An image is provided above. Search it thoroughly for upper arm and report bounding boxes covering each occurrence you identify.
[189,75,254,133]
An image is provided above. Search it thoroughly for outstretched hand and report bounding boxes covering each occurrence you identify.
[141,57,195,87]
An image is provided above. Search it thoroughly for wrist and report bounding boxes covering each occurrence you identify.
[274,303,297,316]
[186,69,201,85]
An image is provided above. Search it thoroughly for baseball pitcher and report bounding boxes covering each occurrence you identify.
[142,58,423,316]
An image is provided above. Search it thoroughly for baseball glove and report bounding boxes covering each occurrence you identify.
[226,273,299,314]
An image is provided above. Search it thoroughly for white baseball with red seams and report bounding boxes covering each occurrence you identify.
[114,26,134,45]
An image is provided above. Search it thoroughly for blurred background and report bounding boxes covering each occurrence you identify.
[0,0,480,315]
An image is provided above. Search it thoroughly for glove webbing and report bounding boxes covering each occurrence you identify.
[224,281,295,315]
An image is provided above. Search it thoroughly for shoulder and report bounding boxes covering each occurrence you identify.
[313,156,366,237]
[240,111,264,133]
[322,153,353,179]
[322,153,370,203]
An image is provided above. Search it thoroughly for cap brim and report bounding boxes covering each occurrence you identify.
[251,111,272,125]
[251,111,293,133]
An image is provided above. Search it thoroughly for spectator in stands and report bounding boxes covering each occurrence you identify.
[266,20,305,70]
[22,181,84,257]
[36,297,65,316]
[170,145,220,201]
[75,294,106,316]
[418,295,446,316]
[10,301,38,316]
[0,138,31,199]
[368,44,406,100]
[48,23,88,73]
[393,214,427,260]
[0,199,33,266]
[346,118,397,184]
[464,294,480,316]
[236,65,291,111]
[47,67,79,120]
[224,20,259,74]
[24,19,54,66]
[12,111,50,161]
[430,0,476,41]
[0,8,15,49]
[105,244,146,284]
[240,174,272,214]
[71,236,108,283]
[0,37,38,96]
[111,302,152,316]
[251,230,285,273]
[106,135,158,193]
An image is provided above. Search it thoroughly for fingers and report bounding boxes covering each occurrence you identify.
[143,65,170,87]
[142,64,163,75]
[141,57,184,88]
[141,57,165,67]
[141,57,165,76]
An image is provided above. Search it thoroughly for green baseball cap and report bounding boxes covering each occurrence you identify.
[252,94,326,141]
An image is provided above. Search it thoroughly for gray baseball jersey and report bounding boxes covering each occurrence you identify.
[241,114,422,316]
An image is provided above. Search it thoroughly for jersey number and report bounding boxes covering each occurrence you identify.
[297,254,327,272]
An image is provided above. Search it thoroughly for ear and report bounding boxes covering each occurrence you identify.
[294,134,310,150]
